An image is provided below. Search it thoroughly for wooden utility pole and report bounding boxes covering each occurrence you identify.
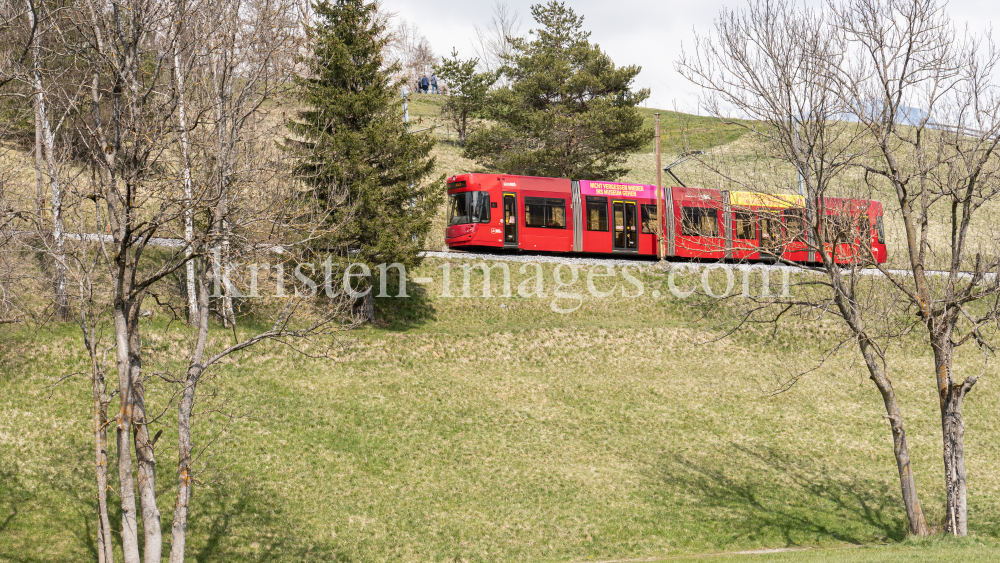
[655,113,665,262]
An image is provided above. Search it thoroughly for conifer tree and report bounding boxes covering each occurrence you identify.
[464,1,650,180]
[290,0,441,280]
[433,50,497,147]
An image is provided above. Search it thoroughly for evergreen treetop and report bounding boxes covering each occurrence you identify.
[464,0,650,180]
[289,0,441,271]
[433,50,497,147]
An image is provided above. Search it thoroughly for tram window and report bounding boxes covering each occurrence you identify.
[448,191,490,225]
[586,196,608,231]
[824,214,852,244]
[876,215,885,243]
[681,207,719,237]
[761,214,784,244]
[448,192,470,225]
[783,209,806,242]
[524,197,567,229]
[858,216,872,243]
[734,211,755,239]
[471,193,490,223]
[641,204,658,234]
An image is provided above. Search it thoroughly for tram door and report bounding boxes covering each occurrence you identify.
[612,200,638,250]
[503,193,518,247]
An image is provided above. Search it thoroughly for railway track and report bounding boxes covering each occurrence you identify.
[418,249,964,279]
[5,230,975,279]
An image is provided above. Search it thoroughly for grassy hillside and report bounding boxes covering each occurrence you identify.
[4,101,1000,562]
[406,94,746,171]
[3,261,1000,562]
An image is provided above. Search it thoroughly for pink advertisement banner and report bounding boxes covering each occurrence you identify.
[579,180,657,199]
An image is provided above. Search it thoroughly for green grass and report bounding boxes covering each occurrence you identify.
[2,99,997,561]
[3,261,1000,562]
[663,537,1000,562]
[635,107,748,154]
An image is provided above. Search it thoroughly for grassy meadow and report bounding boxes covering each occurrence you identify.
[4,100,1000,562]
[3,261,1000,562]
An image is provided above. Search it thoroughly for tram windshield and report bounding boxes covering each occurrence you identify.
[448,191,491,225]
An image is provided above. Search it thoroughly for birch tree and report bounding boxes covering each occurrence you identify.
[831,0,1000,535]
[4,0,351,561]
[171,0,199,325]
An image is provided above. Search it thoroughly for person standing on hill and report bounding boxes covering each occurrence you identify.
[420,74,429,93]
[430,73,438,94]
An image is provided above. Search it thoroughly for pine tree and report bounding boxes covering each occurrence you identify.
[290,0,441,279]
[433,50,497,147]
[464,1,650,180]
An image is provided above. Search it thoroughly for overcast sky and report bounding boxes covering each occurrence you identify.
[383,0,997,111]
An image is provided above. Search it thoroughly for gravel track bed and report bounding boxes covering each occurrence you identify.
[419,249,970,279]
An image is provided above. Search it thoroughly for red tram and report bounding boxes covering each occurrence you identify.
[445,173,888,264]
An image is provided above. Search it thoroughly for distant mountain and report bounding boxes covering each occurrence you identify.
[839,102,929,126]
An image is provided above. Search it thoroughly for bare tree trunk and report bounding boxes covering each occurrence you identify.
[47,144,68,320]
[212,43,235,328]
[828,265,931,537]
[864,341,931,536]
[169,260,211,563]
[362,274,374,322]
[113,307,142,563]
[168,375,197,563]
[34,89,67,319]
[29,3,44,223]
[129,306,162,562]
[81,299,116,563]
[92,355,114,563]
[933,338,977,535]
[33,89,44,221]
[172,4,199,326]
[27,8,68,319]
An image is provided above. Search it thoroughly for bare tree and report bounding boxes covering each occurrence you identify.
[163,1,324,561]
[75,243,116,563]
[0,0,36,89]
[831,0,1000,535]
[0,0,37,326]
[171,0,199,325]
[679,0,1000,537]
[471,0,521,83]
[23,0,73,320]
[386,18,437,91]
[1,0,352,562]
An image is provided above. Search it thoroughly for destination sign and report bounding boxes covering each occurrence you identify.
[579,180,657,199]
[729,191,804,209]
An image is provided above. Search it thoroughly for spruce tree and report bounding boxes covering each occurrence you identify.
[464,1,650,180]
[290,0,441,277]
